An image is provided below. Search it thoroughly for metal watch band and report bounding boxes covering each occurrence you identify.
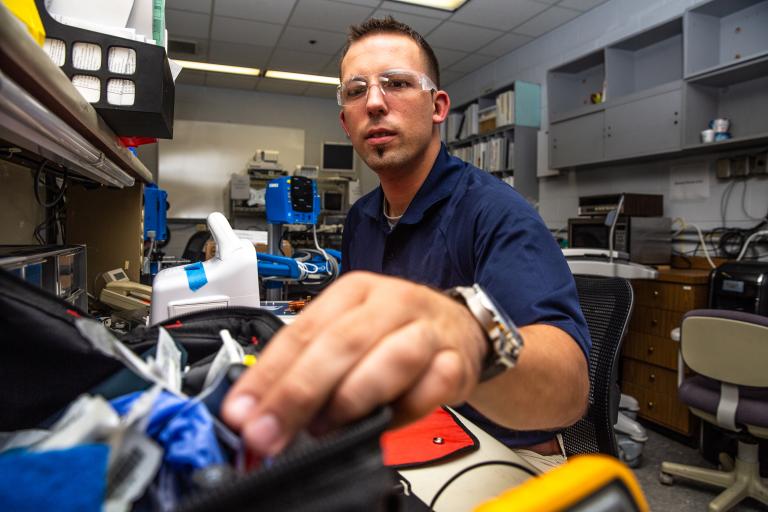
[446,285,522,382]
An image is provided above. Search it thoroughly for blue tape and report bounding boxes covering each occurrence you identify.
[183,262,208,291]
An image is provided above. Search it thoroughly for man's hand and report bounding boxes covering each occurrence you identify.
[222,271,487,457]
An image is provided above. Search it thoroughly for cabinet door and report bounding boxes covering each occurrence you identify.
[605,89,681,159]
[549,111,605,168]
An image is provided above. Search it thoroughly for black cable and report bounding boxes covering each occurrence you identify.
[427,460,538,510]
[33,160,68,208]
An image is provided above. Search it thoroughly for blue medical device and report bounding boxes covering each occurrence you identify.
[265,176,320,225]
[143,183,168,241]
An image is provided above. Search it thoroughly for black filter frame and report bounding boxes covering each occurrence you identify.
[35,0,174,138]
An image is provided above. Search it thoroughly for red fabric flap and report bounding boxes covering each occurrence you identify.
[381,407,478,469]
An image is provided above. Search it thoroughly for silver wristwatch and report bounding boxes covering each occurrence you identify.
[446,284,524,382]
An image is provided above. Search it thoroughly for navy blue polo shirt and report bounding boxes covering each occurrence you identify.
[341,144,591,448]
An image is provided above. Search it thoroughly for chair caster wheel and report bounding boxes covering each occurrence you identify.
[659,471,675,485]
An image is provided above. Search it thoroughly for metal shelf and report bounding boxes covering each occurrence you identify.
[0,3,151,186]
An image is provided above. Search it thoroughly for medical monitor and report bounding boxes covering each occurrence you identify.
[321,142,355,175]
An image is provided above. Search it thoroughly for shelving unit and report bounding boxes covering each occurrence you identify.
[444,80,540,203]
[547,0,768,170]
[684,0,768,79]
[0,3,156,285]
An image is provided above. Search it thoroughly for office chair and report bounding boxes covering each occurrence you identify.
[660,309,768,512]
[182,230,211,262]
[562,275,634,457]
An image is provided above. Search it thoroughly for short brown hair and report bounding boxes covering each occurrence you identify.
[340,16,441,88]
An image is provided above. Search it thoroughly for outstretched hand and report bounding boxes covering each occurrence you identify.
[222,271,487,457]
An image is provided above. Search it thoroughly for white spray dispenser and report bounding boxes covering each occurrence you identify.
[150,212,260,324]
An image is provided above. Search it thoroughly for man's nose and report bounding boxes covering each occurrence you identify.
[366,83,388,115]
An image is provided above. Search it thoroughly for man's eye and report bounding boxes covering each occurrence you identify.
[346,84,367,98]
[384,78,412,89]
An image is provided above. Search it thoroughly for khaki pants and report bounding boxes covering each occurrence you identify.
[513,434,567,474]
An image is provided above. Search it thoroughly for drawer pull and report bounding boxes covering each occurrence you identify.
[649,373,656,382]
[651,319,658,326]
[653,290,659,297]
[648,346,655,354]
[647,401,655,409]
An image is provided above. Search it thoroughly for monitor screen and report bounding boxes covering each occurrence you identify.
[321,142,355,173]
[323,191,344,212]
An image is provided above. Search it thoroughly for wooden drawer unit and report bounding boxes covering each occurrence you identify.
[622,331,678,370]
[621,269,710,436]
[632,280,708,312]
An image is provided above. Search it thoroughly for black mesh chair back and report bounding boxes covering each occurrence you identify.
[562,275,634,457]
[182,230,211,263]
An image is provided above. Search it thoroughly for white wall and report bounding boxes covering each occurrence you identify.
[447,0,768,231]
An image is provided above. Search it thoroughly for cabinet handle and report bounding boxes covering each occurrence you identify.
[647,401,655,409]
[653,290,659,297]
[649,373,656,382]
[651,319,658,327]
[648,346,655,354]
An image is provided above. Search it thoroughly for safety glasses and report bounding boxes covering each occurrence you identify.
[336,69,437,107]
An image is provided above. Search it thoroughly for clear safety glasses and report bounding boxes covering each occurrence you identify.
[336,69,437,107]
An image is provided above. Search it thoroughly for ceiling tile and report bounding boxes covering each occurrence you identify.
[214,0,297,24]
[322,56,343,76]
[379,1,453,19]
[513,6,580,37]
[166,9,210,39]
[257,78,310,95]
[370,9,444,34]
[449,0,548,32]
[269,48,336,73]
[477,31,532,56]
[432,46,468,67]
[557,0,607,12]
[304,84,338,99]
[176,69,207,86]
[211,16,283,46]
[204,73,260,90]
[426,21,502,52]
[208,41,272,68]
[329,0,381,6]
[166,0,211,14]
[289,0,375,33]
[447,53,496,73]
[440,69,466,86]
[277,26,348,55]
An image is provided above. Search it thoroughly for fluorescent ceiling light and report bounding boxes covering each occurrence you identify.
[389,0,468,11]
[175,60,260,76]
[264,70,340,85]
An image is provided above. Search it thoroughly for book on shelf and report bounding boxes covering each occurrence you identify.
[495,90,515,127]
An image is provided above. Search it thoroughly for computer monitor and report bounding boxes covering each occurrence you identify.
[321,142,355,174]
[323,191,344,212]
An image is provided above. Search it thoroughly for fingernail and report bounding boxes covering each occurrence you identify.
[243,413,282,456]
[224,394,258,426]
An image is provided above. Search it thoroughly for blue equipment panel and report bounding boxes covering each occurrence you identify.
[144,183,168,241]
[265,176,320,225]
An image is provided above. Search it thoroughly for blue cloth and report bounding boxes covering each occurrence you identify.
[342,144,591,448]
[0,443,109,512]
[111,391,224,471]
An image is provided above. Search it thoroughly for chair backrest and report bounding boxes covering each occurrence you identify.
[182,230,211,262]
[681,309,768,388]
[562,275,634,457]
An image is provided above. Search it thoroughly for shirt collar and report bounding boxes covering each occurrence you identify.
[359,144,463,225]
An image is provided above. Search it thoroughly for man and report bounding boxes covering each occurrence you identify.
[223,17,590,472]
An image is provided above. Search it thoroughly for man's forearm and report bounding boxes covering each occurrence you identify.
[467,324,589,431]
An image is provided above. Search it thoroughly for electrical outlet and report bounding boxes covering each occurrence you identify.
[752,153,767,175]
[731,156,750,177]
[716,158,731,179]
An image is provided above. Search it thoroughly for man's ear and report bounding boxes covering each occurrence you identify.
[432,90,450,124]
[339,110,351,138]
